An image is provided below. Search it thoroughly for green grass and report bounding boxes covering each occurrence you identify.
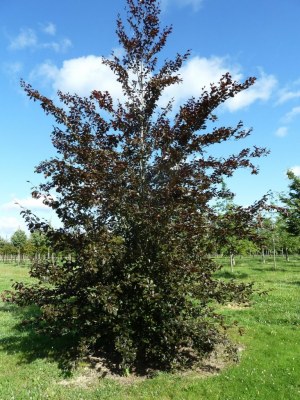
[0,258,299,399]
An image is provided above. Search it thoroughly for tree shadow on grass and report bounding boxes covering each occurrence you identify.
[214,271,248,280]
[274,280,300,287]
[288,281,300,286]
[0,303,78,377]
[249,268,265,273]
[251,267,287,273]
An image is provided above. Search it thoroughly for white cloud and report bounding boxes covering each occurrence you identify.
[1,197,51,212]
[179,0,203,9]
[0,197,56,237]
[3,62,23,76]
[225,73,277,112]
[32,55,123,99]
[8,27,71,53]
[275,126,288,137]
[290,166,300,176]
[277,89,300,105]
[160,56,242,108]
[162,0,204,11]
[36,55,239,105]
[41,38,72,53]
[161,56,276,112]
[0,216,23,238]
[42,22,56,36]
[32,54,275,113]
[9,28,37,50]
[30,61,59,83]
[276,79,300,105]
[283,106,300,123]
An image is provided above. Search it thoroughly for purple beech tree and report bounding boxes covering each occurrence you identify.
[3,0,268,374]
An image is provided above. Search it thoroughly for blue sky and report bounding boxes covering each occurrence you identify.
[1,0,300,237]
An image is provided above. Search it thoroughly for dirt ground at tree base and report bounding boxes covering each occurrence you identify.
[58,344,245,389]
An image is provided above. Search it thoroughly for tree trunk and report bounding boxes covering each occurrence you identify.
[230,253,235,272]
[285,247,289,262]
[261,247,266,264]
[272,236,276,270]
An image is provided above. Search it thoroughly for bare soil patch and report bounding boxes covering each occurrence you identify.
[58,344,245,388]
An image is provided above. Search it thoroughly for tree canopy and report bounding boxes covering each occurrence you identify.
[10,229,27,250]
[3,0,269,374]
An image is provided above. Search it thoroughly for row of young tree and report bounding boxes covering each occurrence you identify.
[215,205,300,270]
[2,0,300,375]
[0,229,52,263]
[214,171,300,268]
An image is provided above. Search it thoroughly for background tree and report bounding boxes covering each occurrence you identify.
[0,237,7,262]
[0,236,5,251]
[30,230,48,260]
[0,238,15,263]
[3,0,268,374]
[10,229,27,264]
[280,170,300,235]
[256,213,280,268]
[275,217,299,261]
[213,192,264,271]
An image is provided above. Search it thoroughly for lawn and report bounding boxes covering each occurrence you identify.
[0,257,299,399]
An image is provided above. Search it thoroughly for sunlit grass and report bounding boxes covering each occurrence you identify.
[0,258,299,399]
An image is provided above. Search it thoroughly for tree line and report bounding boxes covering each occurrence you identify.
[0,229,65,264]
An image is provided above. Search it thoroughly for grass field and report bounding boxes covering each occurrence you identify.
[0,257,299,399]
